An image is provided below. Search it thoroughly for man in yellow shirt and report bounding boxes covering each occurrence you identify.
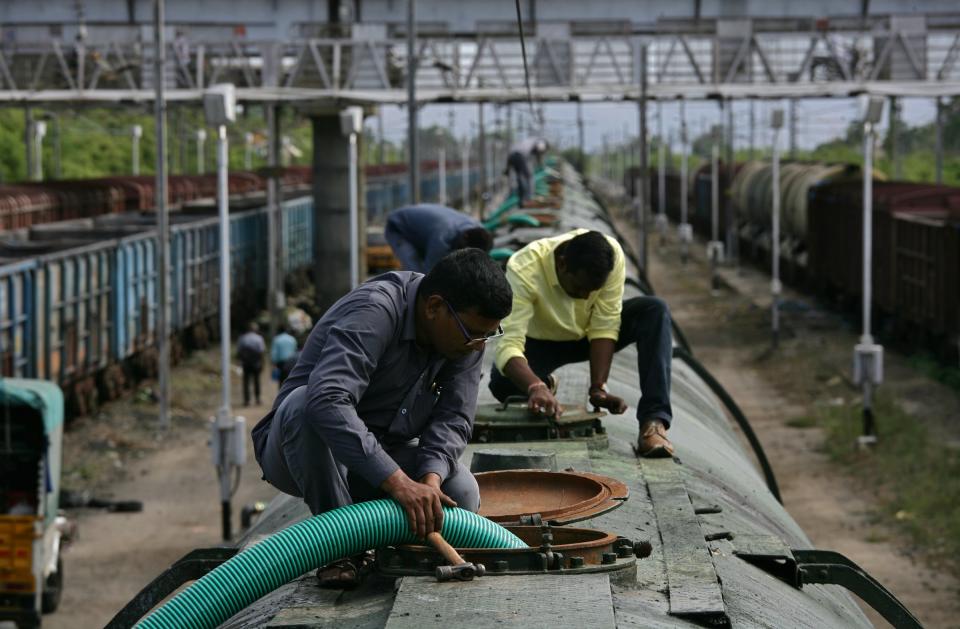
[490,229,674,457]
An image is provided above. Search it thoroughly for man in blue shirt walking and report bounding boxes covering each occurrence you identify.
[270,328,299,385]
[384,204,492,273]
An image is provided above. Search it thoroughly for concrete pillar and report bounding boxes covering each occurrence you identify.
[312,114,366,310]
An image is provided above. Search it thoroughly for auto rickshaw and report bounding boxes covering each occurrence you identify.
[0,379,68,628]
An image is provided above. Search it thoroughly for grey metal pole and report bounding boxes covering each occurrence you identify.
[196,128,206,174]
[33,121,45,181]
[215,123,235,541]
[266,104,281,339]
[637,43,649,274]
[710,143,721,292]
[24,108,34,181]
[788,99,797,159]
[478,103,487,203]
[657,102,667,245]
[378,106,386,166]
[406,0,419,203]
[771,124,782,348]
[349,130,359,289]
[935,97,944,184]
[679,99,690,265]
[438,147,446,204]
[244,132,253,170]
[853,99,884,446]
[154,0,171,430]
[461,137,470,212]
[216,125,231,421]
[132,125,142,175]
[577,100,585,173]
[889,96,901,180]
[52,115,61,180]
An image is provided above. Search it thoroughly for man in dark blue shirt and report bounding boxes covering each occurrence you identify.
[253,250,511,549]
[384,204,493,273]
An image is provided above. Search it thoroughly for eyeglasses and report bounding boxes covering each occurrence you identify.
[443,299,504,349]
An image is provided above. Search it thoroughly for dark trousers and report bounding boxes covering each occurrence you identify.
[258,386,480,516]
[488,296,673,426]
[242,364,262,405]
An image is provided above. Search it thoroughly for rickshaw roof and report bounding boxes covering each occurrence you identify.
[0,378,64,433]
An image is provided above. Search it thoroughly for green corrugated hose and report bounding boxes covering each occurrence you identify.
[137,500,527,629]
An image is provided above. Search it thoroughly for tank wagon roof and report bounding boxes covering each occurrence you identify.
[214,162,877,629]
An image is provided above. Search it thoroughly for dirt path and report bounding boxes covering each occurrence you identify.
[43,361,278,629]
[647,236,960,629]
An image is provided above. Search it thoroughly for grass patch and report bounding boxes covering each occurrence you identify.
[908,353,960,392]
[815,393,960,570]
[786,416,818,429]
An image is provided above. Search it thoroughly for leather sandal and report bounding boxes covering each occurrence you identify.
[317,551,376,589]
[634,419,675,459]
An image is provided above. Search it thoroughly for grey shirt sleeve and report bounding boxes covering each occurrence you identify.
[304,301,401,488]
[414,349,483,482]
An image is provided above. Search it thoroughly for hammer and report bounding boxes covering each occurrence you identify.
[425,531,486,582]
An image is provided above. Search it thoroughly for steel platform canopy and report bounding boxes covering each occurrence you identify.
[1,1,960,104]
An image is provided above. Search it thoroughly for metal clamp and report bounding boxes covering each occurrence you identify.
[852,343,884,386]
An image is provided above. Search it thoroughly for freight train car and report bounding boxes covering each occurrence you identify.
[0,197,315,417]
[115,158,921,629]
[0,164,473,232]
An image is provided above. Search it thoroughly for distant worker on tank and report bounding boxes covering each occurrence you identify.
[384,204,493,273]
[504,138,547,207]
[489,229,675,458]
[252,249,512,587]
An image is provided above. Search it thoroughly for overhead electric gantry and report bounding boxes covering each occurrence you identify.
[1,3,960,104]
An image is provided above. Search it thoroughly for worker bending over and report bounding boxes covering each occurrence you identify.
[252,249,512,586]
[504,138,546,207]
[489,229,675,457]
[384,204,492,273]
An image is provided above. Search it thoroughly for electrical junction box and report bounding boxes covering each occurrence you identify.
[203,83,237,126]
[340,106,363,136]
[852,343,884,386]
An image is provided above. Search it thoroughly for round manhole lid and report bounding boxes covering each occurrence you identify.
[475,469,629,525]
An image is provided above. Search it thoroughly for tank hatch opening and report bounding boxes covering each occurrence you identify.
[376,525,649,578]
[376,469,643,579]
[474,469,628,526]
[472,399,607,446]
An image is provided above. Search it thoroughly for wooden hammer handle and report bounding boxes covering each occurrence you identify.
[425,531,466,566]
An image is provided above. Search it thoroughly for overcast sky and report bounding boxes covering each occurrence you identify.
[369,97,940,154]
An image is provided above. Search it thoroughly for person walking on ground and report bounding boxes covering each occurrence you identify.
[489,229,676,457]
[252,249,512,587]
[270,328,298,386]
[384,204,493,274]
[237,322,266,406]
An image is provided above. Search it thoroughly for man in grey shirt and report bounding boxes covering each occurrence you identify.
[252,249,512,551]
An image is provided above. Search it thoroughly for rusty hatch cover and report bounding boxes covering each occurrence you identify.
[475,470,629,525]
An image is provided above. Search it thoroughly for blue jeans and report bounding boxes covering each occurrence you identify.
[488,296,673,426]
[257,386,480,516]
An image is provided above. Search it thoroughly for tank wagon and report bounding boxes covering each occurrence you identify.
[116,158,921,629]
[648,160,960,361]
